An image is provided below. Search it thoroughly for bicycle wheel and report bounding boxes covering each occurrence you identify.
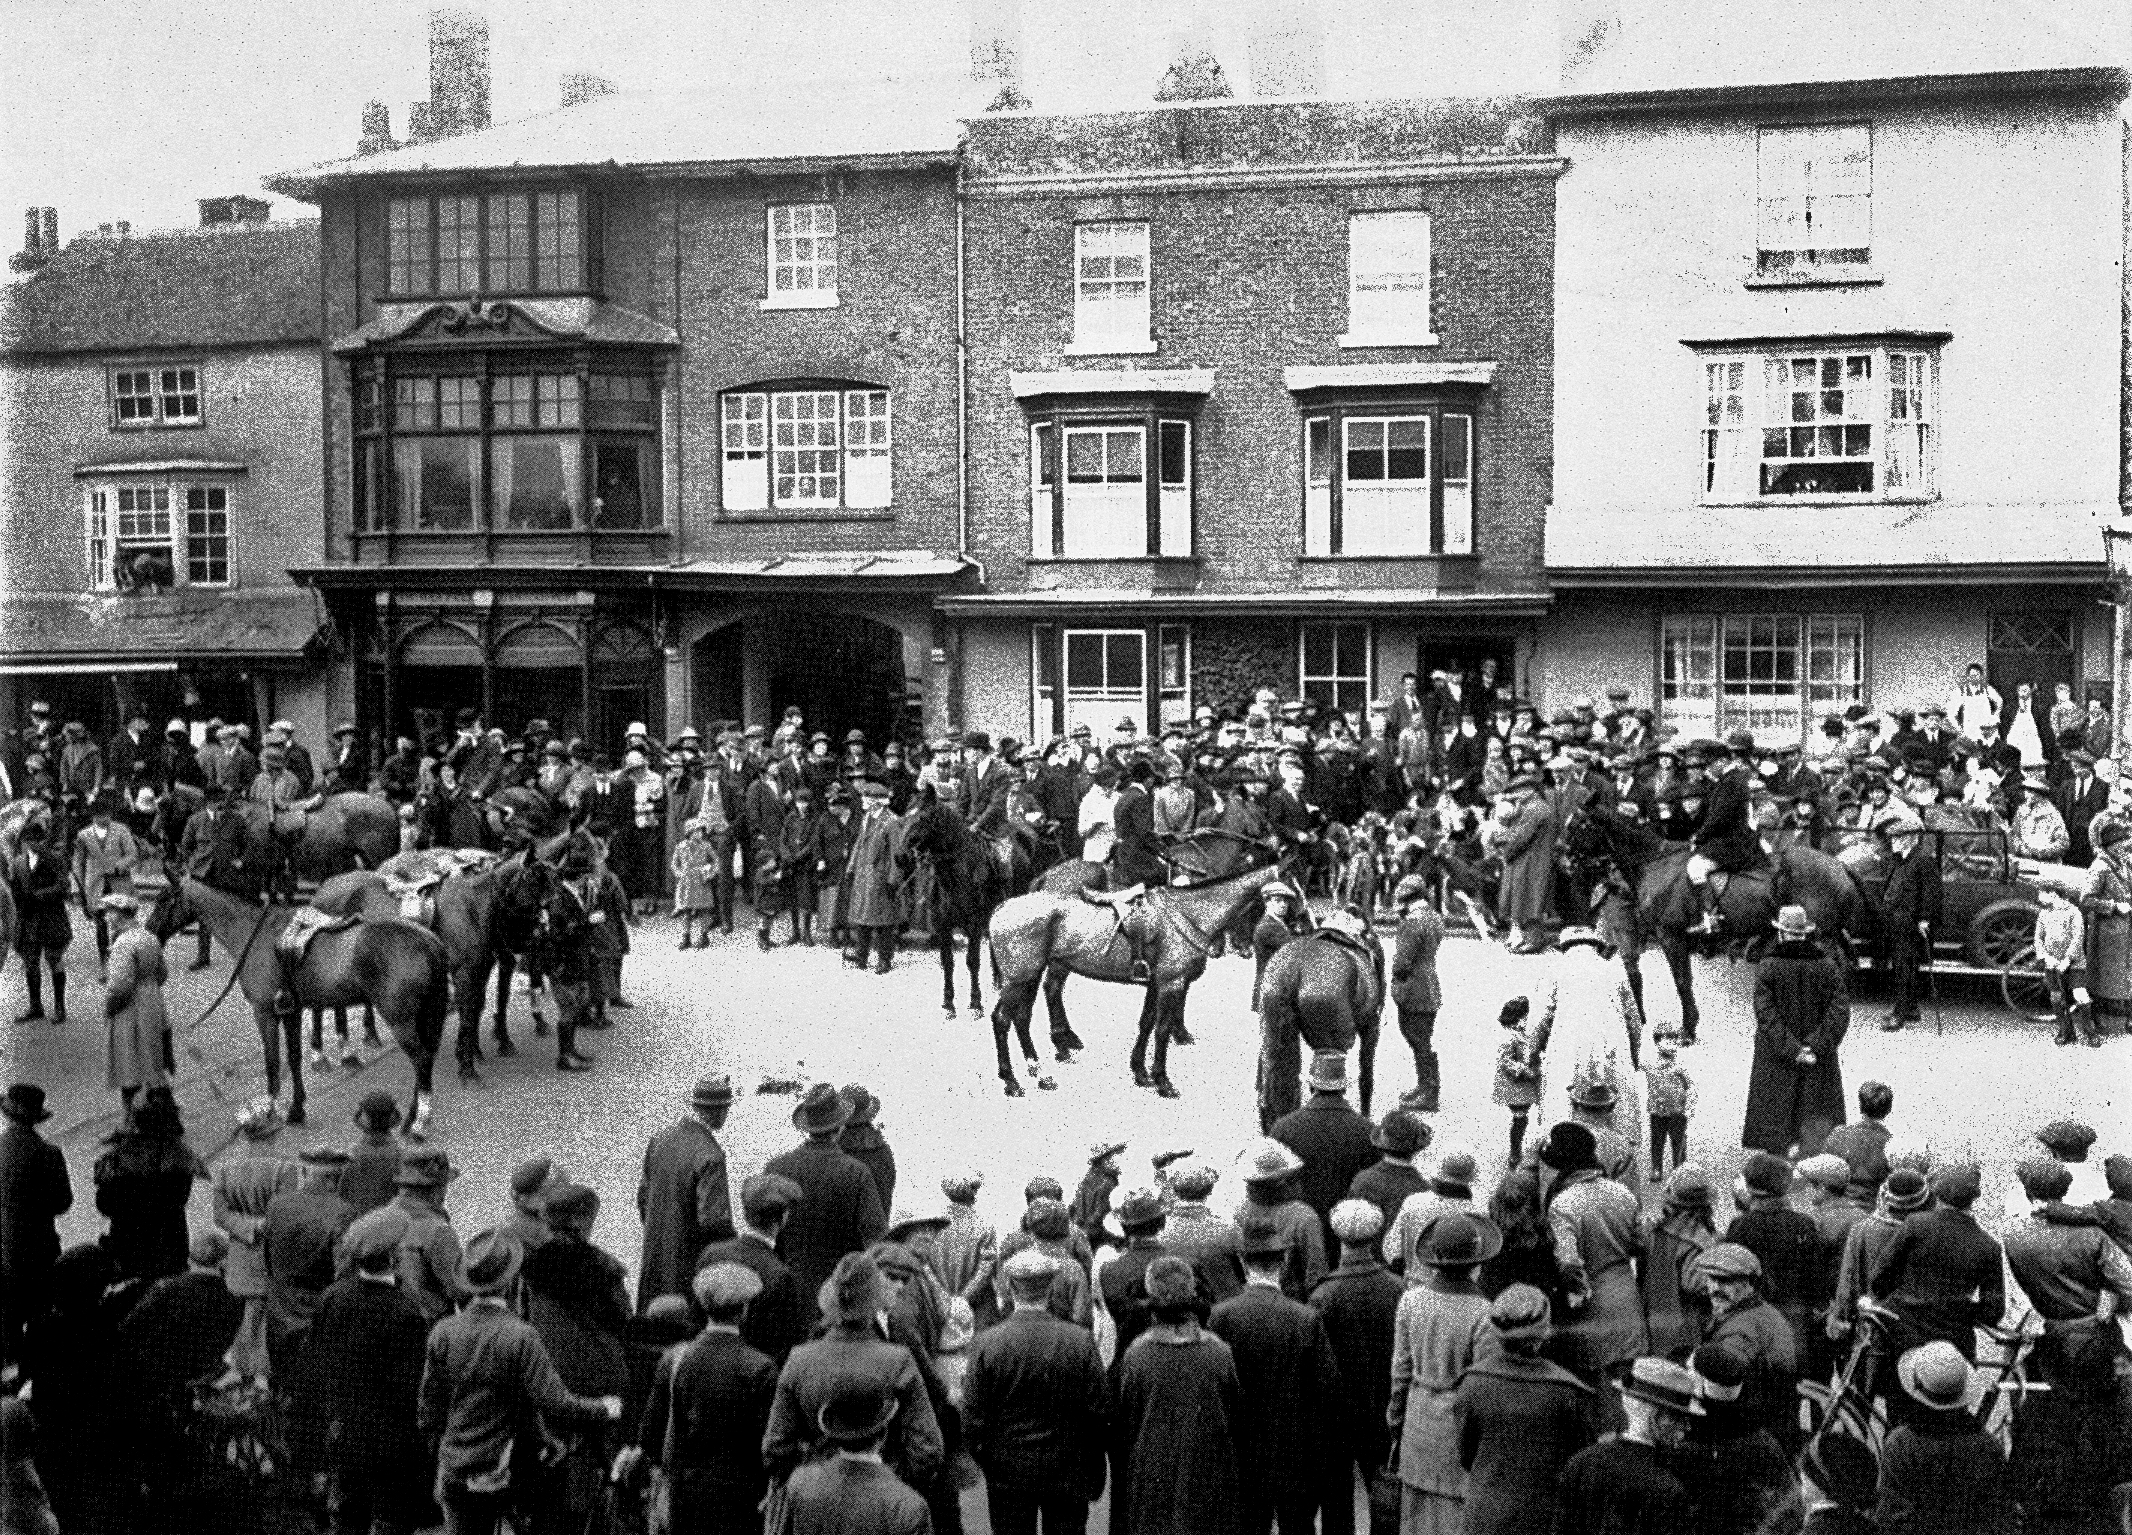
[1999,946,2056,1023]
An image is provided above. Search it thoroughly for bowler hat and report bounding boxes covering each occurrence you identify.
[456,1229,524,1296]
[1613,1357,1706,1416]
[2,1084,52,1124]
[1896,1341,1973,1411]
[1535,1121,1598,1173]
[1373,1110,1429,1158]
[694,1261,764,1313]
[1772,904,1815,938]
[1689,1341,1750,1403]
[1238,1213,1288,1257]
[1414,1212,1503,1268]
[690,1074,735,1112]
[1306,1051,1349,1094]
[792,1082,852,1135]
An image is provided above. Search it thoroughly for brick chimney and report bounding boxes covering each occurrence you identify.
[197,195,271,228]
[426,7,491,138]
[1244,0,1324,97]
[358,100,396,156]
[560,71,615,108]
[10,206,53,273]
[968,0,1029,111]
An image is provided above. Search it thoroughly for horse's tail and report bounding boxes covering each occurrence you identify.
[414,929,452,1056]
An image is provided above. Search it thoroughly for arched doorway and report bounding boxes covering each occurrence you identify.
[493,618,584,742]
[589,618,662,751]
[395,618,485,747]
[691,611,913,745]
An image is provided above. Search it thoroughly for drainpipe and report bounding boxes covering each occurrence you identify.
[955,162,970,562]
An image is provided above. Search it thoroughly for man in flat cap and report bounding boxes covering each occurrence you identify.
[1868,1162,2004,1360]
[309,1207,429,1535]
[263,1145,355,1388]
[962,1246,1111,1535]
[1691,1242,1798,1444]
[1553,1359,1700,1532]
[636,1075,737,1313]
[1270,1051,1379,1258]
[696,1173,808,1365]
[501,1156,563,1259]
[1309,1199,1401,1535]
[637,1261,777,1532]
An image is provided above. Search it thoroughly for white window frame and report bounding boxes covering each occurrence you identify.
[719,388,892,513]
[1062,627,1148,739]
[763,203,839,309]
[1070,221,1153,355]
[111,364,202,428]
[1660,612,1863,746]
[1700,344,1936,504]
[83,479,232,592]
[1061,424,1146,558]
[1756,123,1871,271]
[1338,414,1431,557]
[1299,622,1373,716]
[1341,211,1436,348]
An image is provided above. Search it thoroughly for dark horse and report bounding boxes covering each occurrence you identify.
[146,876,450,1135]
[1256,927,1386,1131]
[1560,801,1871,1041]
[986,852,1296,1099]
[897,790,1013,1019]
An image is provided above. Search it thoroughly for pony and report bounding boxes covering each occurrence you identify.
[986,852,1295,1100]
[896,789,1013,1018]
[1559,800,1873,1041]
[146,875,450,1135]
[1255,924,1386,1131]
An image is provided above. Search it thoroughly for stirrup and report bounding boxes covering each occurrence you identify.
[1129,959,1152,982]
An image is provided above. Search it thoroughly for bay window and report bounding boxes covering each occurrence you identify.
[718,386,893,513]
[1301,399,1476,556]
[351,355,663,534]
[1027,406,1194,559]
[387,188,586,296]
[1700,342,1937,501]
[1031,622,1195,739]
[83,481,232,592]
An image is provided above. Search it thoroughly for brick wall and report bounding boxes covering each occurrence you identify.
[961,99,1557,597]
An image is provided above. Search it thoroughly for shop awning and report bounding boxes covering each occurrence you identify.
[0,594,325,667]
[937,588,1552,618]
[661,551,976,589]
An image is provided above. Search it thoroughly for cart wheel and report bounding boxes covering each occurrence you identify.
[1966,898,2041,970]
[1999,946,2057,1023]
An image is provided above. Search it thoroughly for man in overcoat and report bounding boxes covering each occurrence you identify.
[1386,877,1445,1108]
[1450,1285,1597,1535]
[7,820,72,1023]
[1742,905,1850,1155]
[638,1262,778,1535]
[0,1083,70,1363]
[636,1074,737,1311]
[1868,1162,2004,1360]
[763,1083,887,1306]
[696,1172,809,1365]
[1493,773,1555,952]
[1307,1200,1401,1535]
[308,1211,430,1535]
[1877,821,1942,1031]
[843,780,900,972]
[961,1247,1110,1535]
[1211,1217,1345,1535]
[1113,1255,1246,1535]
[1269,1051,1378,1257]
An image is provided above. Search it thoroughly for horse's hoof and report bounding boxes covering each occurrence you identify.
[943,1006,957,1021]
[1133,1068,1153,1088]
[1153,1079,1181,1100]
[1062,1029,1086,1053]
[307,1048,327,1069]
[1055,1048,1077,1064]
[340,1050,363,1069]
[532,1016,549,1037]
[285,1103,306,1126]
[362,1032,383,1049]
[1037,1074,1057,1091]
[459,1063,481,1085]
[1003,1078,1025,1098]
[968,1006,986,1020]
[1170,1027,1195,1047]
[492,1033,516,1057]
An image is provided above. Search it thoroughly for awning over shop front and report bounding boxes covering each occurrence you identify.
[662,550,976,590]
[0,594,325,669]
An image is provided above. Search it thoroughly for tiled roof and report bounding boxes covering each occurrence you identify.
[332,297,679,354]
[0,592,324,661]
[1557,0,2126,99]
[269,76,975,198]
[0,222,320,357]
[1546,499,2112,577]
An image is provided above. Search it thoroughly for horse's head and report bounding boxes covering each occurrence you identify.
[1559,803,1605,861]
[896,792,952,871]
[145,879,188,944]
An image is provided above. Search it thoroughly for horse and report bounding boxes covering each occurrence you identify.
[145,876,450,1135]
[483,785,564,849]
[1560,800,1873,1041]
[986,853,1295,1100]
[1255,926,1386,1131]
[896,790,1013,1019]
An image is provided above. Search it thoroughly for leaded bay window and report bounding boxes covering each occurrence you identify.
[719,386,892,513]
[1700,343,1936,501]
[83,481,231,591]
[351,356,662,533]
[1027,407,1192,558]
[387,189,586,296]
[1302,400,1474,557]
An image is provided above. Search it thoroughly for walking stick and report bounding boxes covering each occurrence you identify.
[1924,922,1941,1035]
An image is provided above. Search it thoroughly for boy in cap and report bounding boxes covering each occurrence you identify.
[635,1261,777,1531]
[1309,1198,1401,1531]
[309,1207,429,1535]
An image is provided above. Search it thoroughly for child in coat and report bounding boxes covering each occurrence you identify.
[778,788,827,947]
[1491,995,1543,1165]
[1641,1035,1696,1176]
[670,818,719,949]
[2032,885,2096,1046]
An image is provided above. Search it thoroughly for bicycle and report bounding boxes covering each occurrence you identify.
[1798,1295,1897,1453]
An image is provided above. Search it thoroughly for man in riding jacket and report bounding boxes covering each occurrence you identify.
[1686,731,1765,936]
[1099,757,1169,982]
[541,843,602,1073]
[249,745,324,903]
[957,731,1017,877]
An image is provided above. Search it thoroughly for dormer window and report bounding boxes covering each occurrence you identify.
[387,190,585,297]
[111,365,202,428]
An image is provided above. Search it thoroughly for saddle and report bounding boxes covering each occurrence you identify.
[275,905,358,966]
[1309,926,1377,961]
[1080,883,1148,912]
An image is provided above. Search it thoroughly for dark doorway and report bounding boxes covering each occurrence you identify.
[494,667,583,744]
[1987,613,2076,719]
[1417,636,1516,696]
[396,666,483,749]
[767,612,909,747]
[693,624,744,733]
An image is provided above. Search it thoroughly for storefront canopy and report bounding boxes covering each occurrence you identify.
[0,594,325,669]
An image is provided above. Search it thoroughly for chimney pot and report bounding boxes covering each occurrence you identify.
[41,208,56,252]
[358,100,395,156]
[559,71,616,108]
[427,7,491,138]
[23,207,39,253]
[115,220,130,237]
[97,223,113,237]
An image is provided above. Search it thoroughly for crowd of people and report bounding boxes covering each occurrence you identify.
[4,1051,2130,1535]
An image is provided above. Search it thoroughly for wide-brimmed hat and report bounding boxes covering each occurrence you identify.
[1567,1075,1617,1111]
[456,1229,524,1296]
[1234,1137,1305,1183]
[1772,904,1815,938]
[839,1084,881,1125]
[1896,1341,1973,1411]
[1110,1187,1167,1235]
[394,1147,461,1189]
[1,1084,52,1124]
[792,1082,853,1135]
[886,1210,950,1245]
[1613,1357,1706,1416]
[690,1074,735,1112]
[1414,1212,1503,1268]
[1373,1110,1429,1158]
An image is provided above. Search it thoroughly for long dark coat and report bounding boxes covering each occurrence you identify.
[838,1122,898,1216]
[1114,1328,1245,1535]
[844,807,901,930]
[636,1117,735,1312]
[761,1138,887,1307]
[1742,939,1850,1155]
[6,849,70,952]
[1206,1284,1344,1514]
[1451,1352,1599,1535]
[523,1234,633,1397]
[1494,796,1556,928]
[1308,1257,1403,1471]
[307,1271,428,1513]
[641,1328,778,1531]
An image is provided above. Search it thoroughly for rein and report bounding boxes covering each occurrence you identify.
[173,884,276,1034]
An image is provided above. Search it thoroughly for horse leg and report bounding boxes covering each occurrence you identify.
[989,979,1032,1097]
[1148,986,1181,1099]
[967,919,987,1020]
[1043,965,1082,1059]
[491,950,514,1042]
[407,1038,437,1141]
[938,929,956,1019]
[1358,1018,1378,1118]
[528,958,549,1036]
[258,1002,284,1110]
[282,1005,307,1126]
[307,1007,326,1068]
[362,1005,382,1049]
[1663,935,1699,1043]
[1622,951,1649,1036]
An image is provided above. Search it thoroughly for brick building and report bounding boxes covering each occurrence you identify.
[267,76,977,749]
[946,97,1561,739]
[1537,2,2131,742]
[0,205,331,748]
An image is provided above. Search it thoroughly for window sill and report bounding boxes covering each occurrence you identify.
[1742,266,1883,290]
[758,293,840,311]
[1062,340,1158,357]
[1698,494,1935,509]
[352,526,674,536]
[715,509,895,523]
[1028,554,1197,564]
[110,421,206,432]
[1299,552,1477,562]
[1336,331,1441,350]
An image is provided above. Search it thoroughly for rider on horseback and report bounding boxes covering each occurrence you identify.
[248,744,325,903]
[1091,757,1168,981]
[1686,731,1769,937]
[956,731,1020,881]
